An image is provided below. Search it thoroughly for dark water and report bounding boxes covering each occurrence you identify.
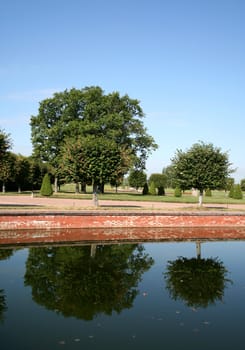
[1,240,245,350]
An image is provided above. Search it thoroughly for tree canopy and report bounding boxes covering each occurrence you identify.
[30,87,158,192]
[171,141,233,205]
[0,129,12,159]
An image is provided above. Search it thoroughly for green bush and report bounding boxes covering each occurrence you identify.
[174,187,182,197]
[232,184,243,199]
[40,173,53,196]
[228,185,234,198]
[142,183,149,195]
[158,186,165,196]
[241,179,245,192]
[149,181,156,195]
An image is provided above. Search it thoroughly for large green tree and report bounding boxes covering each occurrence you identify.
[30,87,157,192]
[171,141,233,206]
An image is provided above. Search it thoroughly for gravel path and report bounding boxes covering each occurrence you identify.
[1,195,245,212]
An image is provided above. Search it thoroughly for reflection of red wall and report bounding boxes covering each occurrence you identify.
[1,212,245,245]
[0,226,245,246]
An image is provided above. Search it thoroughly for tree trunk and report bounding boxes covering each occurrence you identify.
[198,190,203,206]
[18,186,21,193]
[196,241,201,259]
[2,183,5,193]
[92,183,99,207]
[54,176,58,193]
[90,244,97,258]
[75,182,79,194]
[81,181,86,193]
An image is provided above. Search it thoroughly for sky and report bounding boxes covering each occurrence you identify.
[1,0,245,181]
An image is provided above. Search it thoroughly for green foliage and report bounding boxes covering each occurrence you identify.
[205,188,212,196]
[142,183,149,195]
[40,173,53,196]
[240,179,245,192]
[162,165,176,188]
[128,169,147,190]
[174,187,182,197]
[157,186,165,196]
[225,177,235,191]
[149,173,167,188]
[228,185,234,198]
[0,129,12,159]
[231,184,243,199]
[30,87,158,181]
[149,181,156,195]
[60,136,131,190]
[171,141,233,194]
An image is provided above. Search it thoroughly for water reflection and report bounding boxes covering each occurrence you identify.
[164,242,232,308]
[24,244,154,320]
[0,249,14,323]
[0,289,7,323]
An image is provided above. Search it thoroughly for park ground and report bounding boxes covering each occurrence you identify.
[1,194,245,212]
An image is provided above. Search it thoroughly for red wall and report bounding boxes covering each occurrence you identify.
[1,212,245,245]
[1,212,245,230]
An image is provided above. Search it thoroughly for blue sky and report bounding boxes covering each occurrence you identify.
[1,0,245,180]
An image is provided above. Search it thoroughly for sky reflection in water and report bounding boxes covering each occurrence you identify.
[1,240,245,350]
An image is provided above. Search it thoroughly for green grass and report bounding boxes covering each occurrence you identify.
[1,185,245,205]
[53,184,245,205]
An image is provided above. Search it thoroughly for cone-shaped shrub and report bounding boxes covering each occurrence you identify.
[40,173,53,196]
[174,187,182,197]
[142,183,149,195]
[158,186,165,196]
[149,181,156,195]
[232,184,243,199]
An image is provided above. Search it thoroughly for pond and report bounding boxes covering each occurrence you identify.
[1,239,245,350]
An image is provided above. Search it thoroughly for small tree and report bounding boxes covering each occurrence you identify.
[174,187,182,197]
[142,183,149,195]
[149,181,156,195]
[240,179,245,192]
[225,177,235,192]
[228,185,234,198]
[40,173,53,196]
[128,169,147,190]
[232,184,243,199]
[171,141,233,206]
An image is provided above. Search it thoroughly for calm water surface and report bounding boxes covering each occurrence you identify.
[1,240,245,350]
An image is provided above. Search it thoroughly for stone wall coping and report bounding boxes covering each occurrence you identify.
[1,210,245,217]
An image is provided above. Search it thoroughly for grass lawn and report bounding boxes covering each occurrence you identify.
[53,184,245,205]
[1,184,244,205]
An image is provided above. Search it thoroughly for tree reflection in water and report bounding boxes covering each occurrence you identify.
[0,249,13,323]
[24,244,154,320]
[164,244,232,308]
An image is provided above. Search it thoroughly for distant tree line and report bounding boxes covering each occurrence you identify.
[0,130,49,192]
